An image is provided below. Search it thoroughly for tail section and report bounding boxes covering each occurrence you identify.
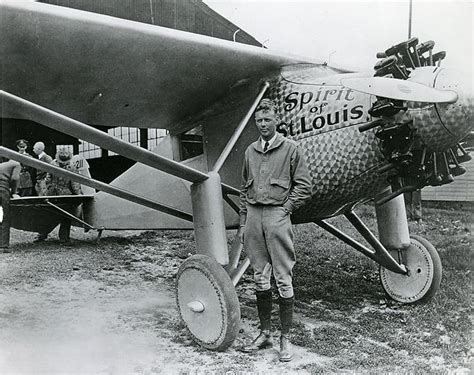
[86,136,198,230]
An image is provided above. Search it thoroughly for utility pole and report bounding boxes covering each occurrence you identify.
[408,0,413,38]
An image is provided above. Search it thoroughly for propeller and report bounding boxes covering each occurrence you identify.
[340,76,458,103]
[364,37,471,207]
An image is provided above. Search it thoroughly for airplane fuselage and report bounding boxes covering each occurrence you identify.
[257,65,472,222]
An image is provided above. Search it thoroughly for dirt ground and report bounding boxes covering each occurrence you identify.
[0,215,471,374]
[0,228,328,374]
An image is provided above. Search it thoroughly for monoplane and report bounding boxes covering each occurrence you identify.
[0,0,472,350]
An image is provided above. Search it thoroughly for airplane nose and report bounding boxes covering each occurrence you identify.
[410,68,473,152]
[434,68,473,139]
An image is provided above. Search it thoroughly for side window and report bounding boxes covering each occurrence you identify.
[179,125,203,161]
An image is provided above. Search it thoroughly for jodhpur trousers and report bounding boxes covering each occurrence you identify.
[0,188,11,248]
[244,204,295,298]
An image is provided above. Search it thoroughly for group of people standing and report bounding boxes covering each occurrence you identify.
[0,139,85,249]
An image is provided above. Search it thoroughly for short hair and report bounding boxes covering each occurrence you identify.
[255,98,279,117]
[33,142,45,150]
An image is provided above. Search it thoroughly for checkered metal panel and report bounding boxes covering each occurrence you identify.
[434,68,474,140]
[409,104,459,152]
[405,67,472,152]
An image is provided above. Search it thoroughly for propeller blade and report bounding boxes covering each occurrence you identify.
[340,77,458,103]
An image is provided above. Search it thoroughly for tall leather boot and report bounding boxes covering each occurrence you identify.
[242,289,273,352]
[279,296,294,362]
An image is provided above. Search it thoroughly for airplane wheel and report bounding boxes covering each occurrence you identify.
[380,235,442,304]
[176,254,240,351]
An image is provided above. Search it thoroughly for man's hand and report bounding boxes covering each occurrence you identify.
[11,194,20,199]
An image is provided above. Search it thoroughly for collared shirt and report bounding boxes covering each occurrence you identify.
[38,151,46,160]
[260,133,277,151]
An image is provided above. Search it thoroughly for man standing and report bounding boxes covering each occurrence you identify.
[239,99,312,362]
[0,158,21,249]
[45,148,82,244]
[404,189,422,223]
[16,139,34,197]
[35,148,82,244]
[71,153,95,195]
[32,141,53,196]
[32,141,53,243]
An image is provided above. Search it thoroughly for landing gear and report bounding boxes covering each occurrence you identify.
[316,195,443,304]
[175,84,269,351]
[380,235,442,303]
[176,254,240,351]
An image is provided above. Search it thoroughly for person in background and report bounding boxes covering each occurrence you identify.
[239,98,312,362]
[15,139,34,197]
[32,141,53,196]
[71,153,95,195]
[36,148,82,244]
[0,157,21,250]
[404,189,422,223]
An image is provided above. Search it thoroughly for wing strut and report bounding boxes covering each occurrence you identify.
[192,82,269,268]
[44,199,95,231]
[0,90,208,183]
[0,147,193,222]
[212,82,270,172]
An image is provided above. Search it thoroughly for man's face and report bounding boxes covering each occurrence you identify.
[17,144,27,153]
[33,144,42,155]
[255,109,278,141]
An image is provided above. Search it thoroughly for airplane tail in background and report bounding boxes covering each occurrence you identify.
[85,136,198,230]
[84,134,241,231]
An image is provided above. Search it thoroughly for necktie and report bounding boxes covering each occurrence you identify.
[263,141,269,152]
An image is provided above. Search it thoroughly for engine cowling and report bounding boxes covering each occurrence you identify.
[367,38,473,205]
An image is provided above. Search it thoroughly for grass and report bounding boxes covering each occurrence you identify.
[96,202,472,372]
[284,202,472,373]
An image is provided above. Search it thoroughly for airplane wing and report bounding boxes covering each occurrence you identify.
[10,195,95,233]
[0,0,323,130]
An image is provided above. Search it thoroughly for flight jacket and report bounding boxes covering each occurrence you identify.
[239,133,313,226]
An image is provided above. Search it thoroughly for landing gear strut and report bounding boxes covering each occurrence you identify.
[176,82,270,350]
[316,189,443,304]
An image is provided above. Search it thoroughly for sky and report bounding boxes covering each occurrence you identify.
[204,0,473,76]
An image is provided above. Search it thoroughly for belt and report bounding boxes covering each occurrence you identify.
[248,203,283,207]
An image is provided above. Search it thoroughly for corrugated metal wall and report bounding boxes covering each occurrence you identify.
[422,159,474,201]
[38,0,261,46]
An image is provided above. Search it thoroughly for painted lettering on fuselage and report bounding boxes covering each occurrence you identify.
[276,86,370,139]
